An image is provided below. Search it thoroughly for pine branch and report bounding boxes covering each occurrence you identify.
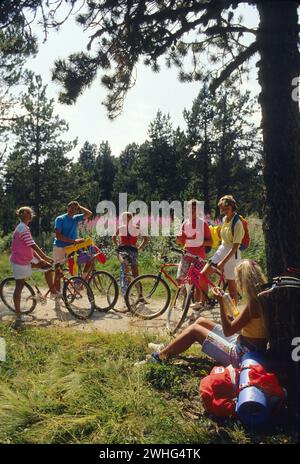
[205,25,257,35]
[210,41,259,93]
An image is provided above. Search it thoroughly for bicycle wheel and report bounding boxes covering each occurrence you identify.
[0,277,36,314]
[125,274,171,319]
[63,277,95,320]
[88,270,119,312]
[167,284,193,335]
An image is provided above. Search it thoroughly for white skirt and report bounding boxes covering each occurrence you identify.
[211,244,241,280]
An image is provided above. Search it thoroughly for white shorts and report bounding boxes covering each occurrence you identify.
[210,244,241,280]
[11,258,49,281]
[11,263,33,280]
[53,246,67,264]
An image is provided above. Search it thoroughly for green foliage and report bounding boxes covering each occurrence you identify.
[0,324,295,444]
[3,71,77,235]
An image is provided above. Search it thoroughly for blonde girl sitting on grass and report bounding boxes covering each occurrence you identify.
[137,259,269,368]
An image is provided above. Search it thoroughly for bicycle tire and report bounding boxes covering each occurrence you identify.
[88,270,119,312]
[0,277,36,314]
[63,277,95,320]
[125,274,171,319]
[167,284,193,335]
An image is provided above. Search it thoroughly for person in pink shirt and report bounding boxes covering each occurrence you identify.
[176,199,212,312]
[10,207,58,326]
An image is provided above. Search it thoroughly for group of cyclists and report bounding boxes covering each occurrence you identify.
[8,195,270,371]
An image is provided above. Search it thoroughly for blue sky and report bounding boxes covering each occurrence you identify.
[27,3,261,158]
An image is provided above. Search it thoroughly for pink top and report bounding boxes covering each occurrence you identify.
[180,218,211,258]
[10,222,35,265]
[118,225,138,247]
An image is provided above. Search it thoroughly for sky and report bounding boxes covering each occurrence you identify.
[26,3,261,158]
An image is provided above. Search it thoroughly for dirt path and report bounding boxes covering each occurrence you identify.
[0,288,222,334]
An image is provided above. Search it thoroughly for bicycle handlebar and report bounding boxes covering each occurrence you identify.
[258,276,300,297]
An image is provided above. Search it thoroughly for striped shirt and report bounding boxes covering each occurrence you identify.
[10,222,35,265]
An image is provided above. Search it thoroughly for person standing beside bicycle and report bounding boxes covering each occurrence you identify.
[200,195,244,305]
[10,207,57,327]
[113,211,148,302]
[53,201,93,293]
[176,199,212,311]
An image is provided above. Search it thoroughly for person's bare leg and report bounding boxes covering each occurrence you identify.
[54,264,62,292]
[195,316,216,331]
[159,317,216,359]
[82,260,94,281]
[132,263,143,298]
[44,270,56,293]
[227,279,238,305]
[198,266,215,302]
[13,279,24,316]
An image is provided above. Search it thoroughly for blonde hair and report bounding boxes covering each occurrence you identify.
[121,211,133,224]
[218,195,237,211]
[16,206,34,219]
[235,259,269,331]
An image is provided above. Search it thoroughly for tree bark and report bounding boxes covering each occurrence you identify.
[257,0,300,422]
[203,116,210,214]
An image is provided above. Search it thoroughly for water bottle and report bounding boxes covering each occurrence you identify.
[236,352,268,427]
[222,293,239,319]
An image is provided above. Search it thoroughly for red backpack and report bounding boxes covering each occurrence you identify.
[231,214,250,251]
[199,363,285,419]
[199,365,239,418]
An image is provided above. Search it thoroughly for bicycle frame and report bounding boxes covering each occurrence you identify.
[180,256,225,305]
[118,250,134,296]
[28,262,86,303]
[159,263,179,288]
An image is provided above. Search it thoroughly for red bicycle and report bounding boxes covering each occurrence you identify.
[125,247,226,331]
[166,248,226,334]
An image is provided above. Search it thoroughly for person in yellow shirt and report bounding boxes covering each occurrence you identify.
[138,259,268,368]
[199,195,244,305]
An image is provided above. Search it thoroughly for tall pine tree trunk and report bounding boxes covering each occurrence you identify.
[203,117,210,214]
[257,0,300,418]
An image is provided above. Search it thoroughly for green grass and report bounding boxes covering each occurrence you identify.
[0,324,296,444]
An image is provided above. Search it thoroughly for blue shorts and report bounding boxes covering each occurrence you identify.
[117,245,138,266]
[202,324,251,368]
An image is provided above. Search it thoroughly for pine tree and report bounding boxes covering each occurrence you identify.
[95,141,116,202]
[5,72,76,235]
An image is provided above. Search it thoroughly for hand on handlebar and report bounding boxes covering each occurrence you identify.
[75,238,85,244]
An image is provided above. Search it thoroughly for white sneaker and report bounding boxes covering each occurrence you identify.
[21,314,32,322]
[148,342,166,353]
[134,353,162,366]
[50,292,63,300]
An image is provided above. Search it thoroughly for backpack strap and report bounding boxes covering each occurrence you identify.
[231,213,240,238]
[231,213,240,258]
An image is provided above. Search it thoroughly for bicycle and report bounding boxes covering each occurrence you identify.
[125,247,226,324]
[166,249,227,334]
[112,246,136,314]
[0,260,95,321]
[64,238,119,313]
